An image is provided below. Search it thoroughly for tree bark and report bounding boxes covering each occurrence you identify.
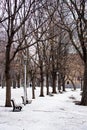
[13,80,16,88]
[62,75,66,91]
[39,65,44,97]
[52,71,57,93]
[5,45,11,107]
[32,77,35,99]
[17,74,20,88]
[81,62,87,105]
[58,74,61,92]
[46,72,49,95]
[2,79,5,88]
[70,80,76,90]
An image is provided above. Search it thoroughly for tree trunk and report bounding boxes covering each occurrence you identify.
[17,74,20,88]
[62,81,65,91]
[5,72,11,107]
[2,79,5,88]
[70,80,76,90]
[46,72,49,95]
[39,66,44,97]
[81,62,87,105]
[5,46,11,107]
[13,80,16,88]
[32,77,35,99]
[80,79,83,91]
[58,74,61,93]
[62,75,66,91]
[52,71,57,93]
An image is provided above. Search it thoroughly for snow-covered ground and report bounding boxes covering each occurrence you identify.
[0,87,87,130]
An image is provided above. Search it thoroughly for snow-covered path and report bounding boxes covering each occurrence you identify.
[0,87,87,130]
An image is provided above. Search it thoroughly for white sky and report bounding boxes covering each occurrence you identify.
[0,87,87,130]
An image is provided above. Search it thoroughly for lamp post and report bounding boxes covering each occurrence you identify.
[24,56,27,105]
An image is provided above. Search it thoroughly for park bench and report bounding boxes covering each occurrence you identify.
[21,96,32,105]
[11,99,23,112]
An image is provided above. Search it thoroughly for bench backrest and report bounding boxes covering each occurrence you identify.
[11,99,16,108]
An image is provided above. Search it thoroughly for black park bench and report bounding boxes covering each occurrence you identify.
[11,99,23,112]
[21,96,32,105]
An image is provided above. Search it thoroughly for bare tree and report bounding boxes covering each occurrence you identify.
[1,0,41,107]
[55,0,87,105]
